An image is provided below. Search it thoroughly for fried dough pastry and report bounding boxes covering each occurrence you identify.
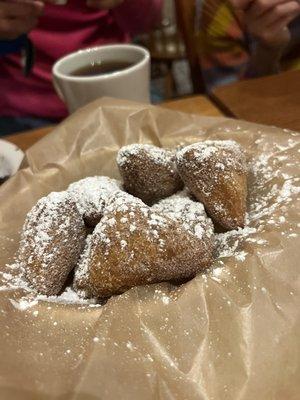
[152,190,214,256]
[68,176,121,226]
[117,144,183,205]
[176,140,247,230]
[18,191,86,295]
[74,191,213,298]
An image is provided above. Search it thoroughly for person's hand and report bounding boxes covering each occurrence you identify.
[230,0,300,48]
[0,0,44,40]
[86,0,124,10]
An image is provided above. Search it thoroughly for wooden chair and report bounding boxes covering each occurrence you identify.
[137,21,186,99]
[174,0,206,93]
[137,0,205,97]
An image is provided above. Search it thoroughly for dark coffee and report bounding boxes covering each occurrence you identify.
[70,60,134,77]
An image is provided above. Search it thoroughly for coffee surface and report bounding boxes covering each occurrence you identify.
[70,60,134,77]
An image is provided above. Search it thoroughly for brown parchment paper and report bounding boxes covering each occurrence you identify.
[0,98,299,400]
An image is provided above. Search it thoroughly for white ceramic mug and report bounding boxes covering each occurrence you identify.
[52,44,150,113]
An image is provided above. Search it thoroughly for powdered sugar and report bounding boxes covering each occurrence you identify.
[176,140,246,172]
[152,190,214,240]
[74,187,214,297]
[0,262,29,292]
[36,287,98,305]
[277,180,300,202]
[20,191,71,263]
[117,144,174,167]
[213,137,299,262]
[175,139,247,230]
[2,133,299,307]
[1,263,99,310]
[10,298,38,311]
[68,176,121,225]
[17,190,86,295]
[72,235,93,283]
[9,288,98,310]
[75,192,172,281]
[215,225,257,260]
[117,143,182,205]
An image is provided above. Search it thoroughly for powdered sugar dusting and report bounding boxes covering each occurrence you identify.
[73,235,93,283]
[117,143,183,205]
[74,189,213,297]
[100,191,171,248]
[10,298,38,311]
[0,262,28,291]
[74,191,173,287]
[1,264,99,310]
[1,132,299,308]
[152,190,214,240]
[20,191,70,262]
[215,225,257,260]
[176,140,246,173]
[68,176,121,225]
[117,144,174,167]
[36,287,98,305]
[175,140,247,230]
[212,136,299,263]
[17,190,86,295]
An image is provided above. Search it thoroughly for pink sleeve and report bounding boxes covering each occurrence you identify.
[112,0,163,36]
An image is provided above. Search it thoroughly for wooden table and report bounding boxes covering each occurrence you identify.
[5,95,224,151]
[211,70,300,132]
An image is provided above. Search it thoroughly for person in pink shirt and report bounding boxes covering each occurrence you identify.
[0,0,162,135]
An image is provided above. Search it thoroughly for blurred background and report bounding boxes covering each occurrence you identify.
[1,0,205,136]
[2,0,299,136]
[136,0,198,103]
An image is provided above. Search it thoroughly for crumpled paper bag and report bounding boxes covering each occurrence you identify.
[0,98,299,400]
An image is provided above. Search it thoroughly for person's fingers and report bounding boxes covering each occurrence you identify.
[86,0,123,9]
[251,14,294,45]
[0,1,44,19]
[267,13,296,34]
[269,3,299,25]
[247,2,300,36]
[0,15,38,39]
[249,0,300,17]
